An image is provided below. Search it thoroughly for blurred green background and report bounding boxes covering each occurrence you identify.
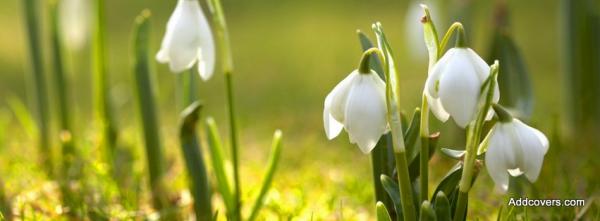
[0,0,598,220]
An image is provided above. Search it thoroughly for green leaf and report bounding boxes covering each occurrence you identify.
[430,163,462,205]
[419,201,437,221]
[408,132,439,181]
[488,23,533,119]
[131,10,168,210]
[248,130,283,221]
[439,148,465,160]
[380,174,403,220]
[179,101,213,221]
[433,192,451,221]
[420,4,441,68]
[404,108,422,165]
[376,201,393,221]
[205,118,234,212]
[6,96,38,139]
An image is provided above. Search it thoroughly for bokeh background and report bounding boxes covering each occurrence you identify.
[0,0,598,219]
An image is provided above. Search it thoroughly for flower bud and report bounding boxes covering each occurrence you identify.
[156,0,215,80]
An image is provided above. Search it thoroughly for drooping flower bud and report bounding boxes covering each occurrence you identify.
[424,48,500,127]
[156,0,215,80]
[323,68,388,153]
[483,117,549,192]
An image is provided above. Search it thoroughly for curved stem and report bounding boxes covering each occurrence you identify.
[439,22,466,51]
[395,152,417,221]
[453,61,499,221]
[358,47,385,74]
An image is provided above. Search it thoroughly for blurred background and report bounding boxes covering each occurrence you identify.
[0,0,598,219]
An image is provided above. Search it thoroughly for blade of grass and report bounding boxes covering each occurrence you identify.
[93,0,118,165]
[205,118,234,215]
[180,102,213,221]
[23,0,53,177]
[248,130,283,221]
[131,10,167,210]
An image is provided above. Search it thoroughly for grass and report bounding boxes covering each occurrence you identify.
[0,0,598,220]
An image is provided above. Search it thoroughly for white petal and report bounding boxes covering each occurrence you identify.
[156,0,209,73]
[328,71,358,123]
[196,7,216,81]
[425,95,450,122]
[437,54,481,128]
[513,119,548,182]
[426,48,457,98]
[323,90,343,140]
[344,73,387,154]
[485,125,511,192]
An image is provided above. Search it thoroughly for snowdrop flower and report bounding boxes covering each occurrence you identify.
[323,53,388,153]
[59,0,90,50]
[156,0,215,80]
[424,47,500,128]
[484,105,549,192]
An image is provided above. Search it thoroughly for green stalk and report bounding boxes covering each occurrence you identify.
[23,0,53,177]
[373,23,416,221]
[49,0,80,210]
[206,0,240,219]
[180,102,213,221]
[248,130,283,221]
[93,0,118,163]
[453,61,499,221]
[131,11,167,210]
[419,5,441,204]
[395,152,416,221]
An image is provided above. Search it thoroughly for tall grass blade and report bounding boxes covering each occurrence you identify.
[205,118,234,215]
[248,130,283,221]
[93,0,118,164]
[131,10,167,210]
[180,102,213,221]
[23,0,53,177]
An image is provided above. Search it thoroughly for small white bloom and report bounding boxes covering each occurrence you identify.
[156,0,215,80]
[59,0,90,50]
[323,70,388,154]
[424,47,500,128]
[484,119,549,192]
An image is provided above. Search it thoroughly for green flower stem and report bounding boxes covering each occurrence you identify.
[207,0,240,219]
[440,22,466,51]
[205,118,235,215]
[180,102,212,221]
[395,152,417,221]
[132,11,167,210]
[419,95,430,203]
[49,0,77,172]
[419,5,441,204]
[23,0,53,177]
[358,47,385,74]
[93,0,118,164]
[453,61,499,221]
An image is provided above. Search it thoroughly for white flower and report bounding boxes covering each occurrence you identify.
[484,119,549,192]
[424,48,500,128]
[156,0,215,80]
[59,0,90,50]
[323,70,388,154]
